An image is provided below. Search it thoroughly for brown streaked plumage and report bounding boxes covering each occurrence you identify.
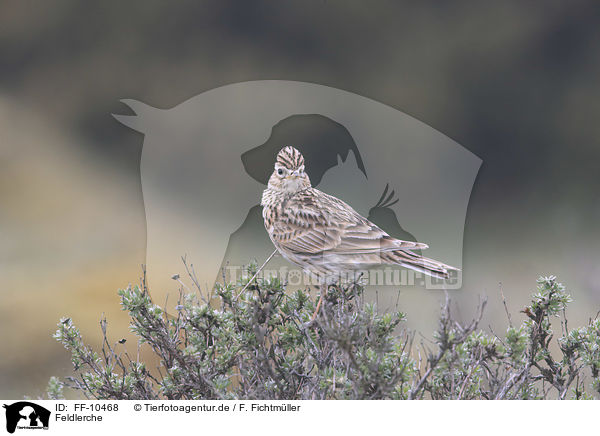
[261,146,457,285]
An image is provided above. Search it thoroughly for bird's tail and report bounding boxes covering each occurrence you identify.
[383,250,458,280]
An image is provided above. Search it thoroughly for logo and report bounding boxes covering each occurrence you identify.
[114,80,481,292]
[3,402,50,433]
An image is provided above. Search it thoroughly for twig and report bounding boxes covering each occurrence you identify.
[494,364,530,400]
[457,350,482,400]
[181,256,209,304]
[499,282,513,328]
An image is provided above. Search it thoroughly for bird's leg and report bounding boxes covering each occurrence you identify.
[236,249,277,298]
[310,283,326,322]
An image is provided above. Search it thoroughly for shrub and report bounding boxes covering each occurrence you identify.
[50,266,600,400]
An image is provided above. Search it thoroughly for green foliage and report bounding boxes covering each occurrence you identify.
[46,376,64,400]
[51,272,600,400]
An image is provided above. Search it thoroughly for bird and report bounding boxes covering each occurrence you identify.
[261,146,458,320]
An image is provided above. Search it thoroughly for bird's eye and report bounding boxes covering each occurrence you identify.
[277,169,284,176]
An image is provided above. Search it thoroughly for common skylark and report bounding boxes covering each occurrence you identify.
[261,146,457,316]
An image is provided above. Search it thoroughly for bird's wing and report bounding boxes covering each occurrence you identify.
[271,188,428,254]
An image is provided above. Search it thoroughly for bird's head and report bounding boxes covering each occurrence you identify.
[268,146,312,193]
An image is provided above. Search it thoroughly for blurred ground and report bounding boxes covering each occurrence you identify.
[1,1,599,398]
[0,96,145,397]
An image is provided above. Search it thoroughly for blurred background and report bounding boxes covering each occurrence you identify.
[1,0,599,398]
